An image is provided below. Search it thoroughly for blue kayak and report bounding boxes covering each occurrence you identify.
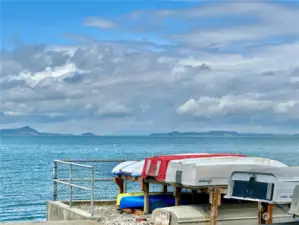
[119,195,189,210]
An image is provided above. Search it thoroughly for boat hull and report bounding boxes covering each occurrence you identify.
[142,153,245,181]
[165,157,288,187]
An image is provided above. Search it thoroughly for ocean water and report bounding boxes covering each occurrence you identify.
[0,136,299,222]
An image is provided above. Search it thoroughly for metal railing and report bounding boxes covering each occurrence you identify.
[53,160,95,216]
[52,158,167,217]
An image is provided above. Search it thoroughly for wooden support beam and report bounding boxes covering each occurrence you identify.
[174,187,182,206]
[258,202,263,224]
[162,184,168,193]
[141,179,145,191]
[210,188,221,225]
[258,202,273,224]
[114,178,124,194]
[143,182,150,214]
[266,204,273,224]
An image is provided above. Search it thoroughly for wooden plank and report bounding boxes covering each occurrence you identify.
[143,182,150,214]
[114,178,124,194]
[258,202,263,224]
[144,178,164,184]
[174,187,182,206]
[258,202,273,224]
[266,204,273,224]
[210,187,221,225]
[141,180,144,191]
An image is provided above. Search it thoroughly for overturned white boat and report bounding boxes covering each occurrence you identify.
[225,167,299,204]
[165,157,288,187]
[152,203,295,225]
[113,160,145,177]
[112,161,139,175]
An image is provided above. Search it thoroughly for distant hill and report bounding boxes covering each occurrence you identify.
[0,126,40,136]
[0,126,74,136]
[149,131,278,137]
[81,132,96,136]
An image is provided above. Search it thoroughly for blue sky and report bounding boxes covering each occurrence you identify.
[1,0,299,134]
[2,0,196,47]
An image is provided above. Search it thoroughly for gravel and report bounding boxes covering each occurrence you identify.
[75,204,154,225]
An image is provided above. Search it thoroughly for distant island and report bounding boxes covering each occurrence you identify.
[81,132,96,136]
[0,126,297,137]
[149,131,299,137]
[0,126,96,136]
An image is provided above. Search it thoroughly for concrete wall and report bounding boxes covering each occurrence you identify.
[46,200,116,222]
[47,201,90,221]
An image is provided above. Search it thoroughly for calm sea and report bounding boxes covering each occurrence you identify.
[0,136,299,222]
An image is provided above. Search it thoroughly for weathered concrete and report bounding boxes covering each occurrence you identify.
[46,200,116,222]
[0,221,98,225]
[47,201,90,221]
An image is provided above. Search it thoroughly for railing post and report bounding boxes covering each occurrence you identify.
[90,167,95,217]
[53,161,57,201]
[69,164,73,207]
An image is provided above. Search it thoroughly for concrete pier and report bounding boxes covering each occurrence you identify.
[0,221,98,225]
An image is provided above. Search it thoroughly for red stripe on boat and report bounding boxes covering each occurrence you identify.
[141,153,246,181]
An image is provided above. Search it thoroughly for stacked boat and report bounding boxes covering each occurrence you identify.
[112,153,288,187]
[164,156,288,187]
[112,153,292,212]
[141,153,246,182]
[112,153,247,180]
[112,160,144,177]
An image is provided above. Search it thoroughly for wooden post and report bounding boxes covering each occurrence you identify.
[174,187,182,206]
[258,202,273,224]
[210,188,221,225]
[258,202,263,224]
[266,204,273,224]
[143,182,150,214]
[192,190,197,204]
[114,178,124,194]
[141,179,144,191]
[162,184,168,193]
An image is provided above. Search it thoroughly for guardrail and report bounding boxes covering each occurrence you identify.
[52,159,128,217]
[53,160,95,216]
[52,158,166,217]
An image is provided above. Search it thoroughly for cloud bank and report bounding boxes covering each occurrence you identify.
[1,1,299,134]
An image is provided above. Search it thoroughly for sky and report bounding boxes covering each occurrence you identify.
[1,0,299,135]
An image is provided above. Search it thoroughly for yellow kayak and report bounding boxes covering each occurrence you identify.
[116,192,166,206]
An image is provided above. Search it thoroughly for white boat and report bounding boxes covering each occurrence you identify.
[164,156,242,184]
[289,185,299,216]
[120,160,145,177]
[165,157,288,187]
[225,167,299,204]
[112,161,139,175]
[152,203,296,225]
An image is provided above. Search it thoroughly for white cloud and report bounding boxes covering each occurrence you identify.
[1,40,299,132]
[2,1,299,133]
[177,95,299,119]
[84,17,118,28]
[158,2,299,48]
[94,100,132,117]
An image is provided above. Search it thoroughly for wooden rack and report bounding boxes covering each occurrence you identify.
[114,175,227,225]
